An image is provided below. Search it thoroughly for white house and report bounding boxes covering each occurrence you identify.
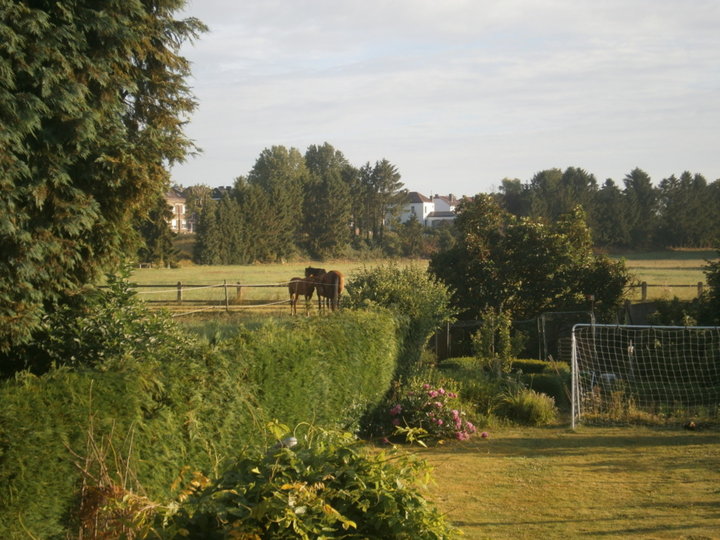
[398,192,458,227]
[165,188,194,233]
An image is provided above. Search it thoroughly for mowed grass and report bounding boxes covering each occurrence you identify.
[420,424,720,539]
[616,249,718,301]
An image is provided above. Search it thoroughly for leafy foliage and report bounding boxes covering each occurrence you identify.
[166,425,458,539]
[384,379,477,443]
[0,1,205,351]
[429,195,631,321]
[498,388,558,426]
[344,264,456,377]
[1,266,194,375]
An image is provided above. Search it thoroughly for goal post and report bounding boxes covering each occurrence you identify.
[571,324,720,427]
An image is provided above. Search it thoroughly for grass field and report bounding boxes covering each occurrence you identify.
[420,424,720,539]
[129,249,718,306]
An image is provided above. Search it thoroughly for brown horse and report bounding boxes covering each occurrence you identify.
[315,270,344,312]
[288,277,315,315]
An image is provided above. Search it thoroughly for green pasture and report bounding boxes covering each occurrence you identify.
[129,249,717,306]
[619,249,718,301]
[422,424,720,539]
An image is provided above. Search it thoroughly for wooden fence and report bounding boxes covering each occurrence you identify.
[628,281,705,301]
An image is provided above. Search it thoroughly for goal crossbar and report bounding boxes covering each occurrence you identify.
[571,324,720,427]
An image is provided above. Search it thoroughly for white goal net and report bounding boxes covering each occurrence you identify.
[571,324,720,427]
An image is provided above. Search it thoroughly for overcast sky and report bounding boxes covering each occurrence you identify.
[171,0,720,196]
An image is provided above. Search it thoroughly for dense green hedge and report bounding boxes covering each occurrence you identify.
[0,310,398,538]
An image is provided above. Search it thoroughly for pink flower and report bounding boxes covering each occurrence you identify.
[389,404,402,416]
[438,388,446,395]
[436,419,444,426]
[456,432,469,441]
[434,401,443,408]
[423,384,431,390]
[466,422,476,433]
[451,409,460,418]
[481,431,489,438]
[448,392,457,398]
[428,390,439,398]
[392,417,401,426]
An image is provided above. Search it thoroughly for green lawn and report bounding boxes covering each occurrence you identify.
[420,424,720,539]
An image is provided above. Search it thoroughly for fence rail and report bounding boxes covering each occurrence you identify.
[127,281,294,317]
[628,281,705,301]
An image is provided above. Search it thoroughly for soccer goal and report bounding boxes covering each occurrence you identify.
[571,324,720,427]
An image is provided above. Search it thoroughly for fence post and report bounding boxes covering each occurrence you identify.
[224,280,229,312]
[641,281,647,301]
[698,281,704,297]
[236,282,243,304]
[177,281,182,303]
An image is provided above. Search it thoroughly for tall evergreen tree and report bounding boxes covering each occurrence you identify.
[303,143,352,258]
[246,146,308,260]
[0,1,205,350]
[658,172,712,247]
[137,194,177,267]
[623,168,658,249]
[594,179,630,247]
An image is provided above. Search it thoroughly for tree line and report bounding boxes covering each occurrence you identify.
[155,163,720,267]
[496,167,720,249]
[183,143,410,263]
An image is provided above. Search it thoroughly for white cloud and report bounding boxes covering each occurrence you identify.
[173,0,720,193]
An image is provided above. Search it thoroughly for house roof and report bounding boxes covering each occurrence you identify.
[406,191,432,203]
[166,187,185,202]
[427,211,456,219]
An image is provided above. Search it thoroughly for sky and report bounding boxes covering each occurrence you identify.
[171,0,720,196]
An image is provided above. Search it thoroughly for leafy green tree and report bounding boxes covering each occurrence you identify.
[429,195,630,321]
[0,1,205,351]
[193,200,223,265]
[497,177,532,216]
[529,167,598,223]
[700,251,720,325]
[397,215,425,257]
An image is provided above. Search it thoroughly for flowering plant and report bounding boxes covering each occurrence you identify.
[386,379,477,443]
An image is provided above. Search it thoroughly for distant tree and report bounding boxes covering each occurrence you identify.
[183,184,214,218]
[397,215,425,257]
[0,1,205,351]
[623,168,658,248]
[657,172,713,247]
[429,195,630,321]
[246,146,308,260]
[700,251,720,325]
[193,201,223,265]
[593,179,630,247]
[303,143,352,258]
[529,167,598,223]
[497,178,531,216]
[137,194,177,267]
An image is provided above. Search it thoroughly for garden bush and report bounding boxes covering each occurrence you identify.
[344,264,456,378]
[165,424,459,539]
[230,308,399,432]
[497,388,558,426]
[0,283,400,537]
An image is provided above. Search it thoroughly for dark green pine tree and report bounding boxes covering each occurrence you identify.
[303,143,352,258]
[194,202,223,265]
[0,1,205,351]
[593,179,630,248]
[137,194,178,267]
[623,168,658,249]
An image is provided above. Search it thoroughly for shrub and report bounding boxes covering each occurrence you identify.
[166,425,459,539]
[497,388,558,426]
[232,309,399,433]
[381,378,477,443]
[344,264,456,377]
